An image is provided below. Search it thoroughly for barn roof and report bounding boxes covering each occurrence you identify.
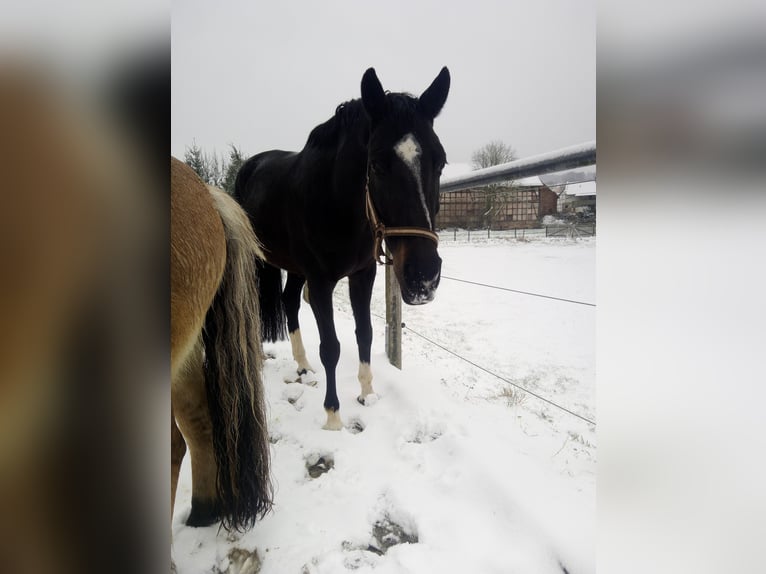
[440,162,472,180]
[563,180,597,197]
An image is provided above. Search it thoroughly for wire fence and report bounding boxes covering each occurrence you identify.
[437,224,596,243]
[439,275,596,307]
[369,309,595,427]
[366,263,596,427]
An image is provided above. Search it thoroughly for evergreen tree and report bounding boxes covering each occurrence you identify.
[223,144,246,195]
[184,140,206,181]
[206,150,222,188]
[183,142,245,191]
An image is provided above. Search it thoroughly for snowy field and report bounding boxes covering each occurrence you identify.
[172,236,595,574]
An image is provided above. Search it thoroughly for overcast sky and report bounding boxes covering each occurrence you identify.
[171,0,594,165]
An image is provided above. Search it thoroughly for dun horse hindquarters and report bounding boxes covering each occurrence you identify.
[170,157,271,532]
[236,68,450,430]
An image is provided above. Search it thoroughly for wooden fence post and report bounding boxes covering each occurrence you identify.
[385,247,402,369]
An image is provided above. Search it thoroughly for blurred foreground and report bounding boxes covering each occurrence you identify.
[599,4,766,573]
[0,4,168,572]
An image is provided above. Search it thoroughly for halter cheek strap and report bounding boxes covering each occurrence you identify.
[364,179,440,266]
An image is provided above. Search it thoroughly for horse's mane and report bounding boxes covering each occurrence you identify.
[304,92,419,150]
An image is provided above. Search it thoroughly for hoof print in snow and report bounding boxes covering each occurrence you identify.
[287,372,318,386]
[342,549,380,570]
[368,516,418,555]
[300,373,318,387]
[407,428,442,444]
[283,384,305,411]
[288,398,303,411]
[346,417,365,434]
[306,454,334,479]
[212,547,261,574]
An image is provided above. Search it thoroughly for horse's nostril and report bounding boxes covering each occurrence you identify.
[404,259,441,285]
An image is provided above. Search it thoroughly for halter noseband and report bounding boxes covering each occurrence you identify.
[364,177,440,266]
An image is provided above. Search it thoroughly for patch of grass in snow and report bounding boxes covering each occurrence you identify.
[498,385,528,408]
[568,430,594,449]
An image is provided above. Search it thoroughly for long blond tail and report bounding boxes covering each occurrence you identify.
[202,187,271,531]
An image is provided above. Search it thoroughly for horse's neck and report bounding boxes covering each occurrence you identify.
[331,133,368,201]
[314,141,368,234]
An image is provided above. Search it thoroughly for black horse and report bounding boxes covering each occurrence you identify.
[235,67,450,430]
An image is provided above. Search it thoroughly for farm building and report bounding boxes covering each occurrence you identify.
[558,180,596,217]
[436,170,559,230]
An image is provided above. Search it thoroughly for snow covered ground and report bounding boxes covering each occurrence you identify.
[172,236,595,574]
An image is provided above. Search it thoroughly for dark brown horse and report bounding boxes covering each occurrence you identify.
[171,157,272,530]
[235,68,450,430]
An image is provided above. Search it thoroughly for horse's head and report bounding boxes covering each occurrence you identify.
[361,67,450,305]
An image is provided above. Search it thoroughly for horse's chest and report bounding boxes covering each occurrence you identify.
[296,220,366,272]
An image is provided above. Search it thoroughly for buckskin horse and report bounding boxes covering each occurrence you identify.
[171,157,272,530]
[235,67,450,430]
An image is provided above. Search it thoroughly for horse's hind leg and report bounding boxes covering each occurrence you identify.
[170,403,186,523]
[283,272,315,376]
[349,263,377,404]
[171,339,219,526]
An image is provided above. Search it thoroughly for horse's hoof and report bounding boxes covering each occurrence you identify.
[186,497,219,527]
[298,371,318,387]
[322,409,343,431]
[297,364,316,376]
[358,393,379,407]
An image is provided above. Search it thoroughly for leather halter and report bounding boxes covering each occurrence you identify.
[364,176,440,266]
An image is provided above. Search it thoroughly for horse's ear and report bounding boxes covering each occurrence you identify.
[361,68,386,123]
[419,66,450,120]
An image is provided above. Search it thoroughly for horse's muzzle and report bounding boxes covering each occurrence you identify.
[399,255,442,305]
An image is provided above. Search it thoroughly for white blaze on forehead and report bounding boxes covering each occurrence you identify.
[393,132,432,229]
[395,134,421,164]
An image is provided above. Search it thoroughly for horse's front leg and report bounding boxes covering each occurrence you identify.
[306,278,343,430]
[348,263,377,405]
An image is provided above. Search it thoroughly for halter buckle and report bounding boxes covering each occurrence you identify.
[365,181,438,267]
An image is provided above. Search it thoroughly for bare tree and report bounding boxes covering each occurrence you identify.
[470,140,518,229]
[471,140,517,170]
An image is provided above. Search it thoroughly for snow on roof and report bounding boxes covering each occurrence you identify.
[515,175,544,186]
[439,164,592,190]
[563,180,597,196]
[440,162,473,180]
[440,164,545,187]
